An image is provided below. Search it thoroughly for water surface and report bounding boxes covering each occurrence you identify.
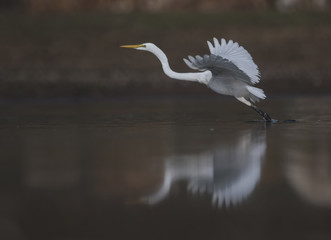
[1,96,331,240]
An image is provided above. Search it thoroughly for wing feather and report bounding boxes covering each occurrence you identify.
[209,37,260,84]
[183,38,260,84]
[203,54,209,64]
[183,58,199,70]
[196,55,203,62]
[188,55,195,62]
[184,53,251,84]
[207,40,214,53]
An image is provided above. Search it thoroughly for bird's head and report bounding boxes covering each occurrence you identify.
[120,43,155,52]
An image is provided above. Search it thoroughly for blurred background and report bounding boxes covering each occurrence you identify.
[0,0,331,98]
[1,2,331,240]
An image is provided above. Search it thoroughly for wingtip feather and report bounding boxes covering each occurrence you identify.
[188,55,195,62]
[183,58,199,70]
[207,40,214,54]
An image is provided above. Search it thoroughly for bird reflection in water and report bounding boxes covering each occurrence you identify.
[142,128,266,208]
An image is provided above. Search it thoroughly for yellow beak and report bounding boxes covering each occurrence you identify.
[120,44,144,49]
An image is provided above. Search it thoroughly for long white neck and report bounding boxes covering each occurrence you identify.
[147,45,206,82]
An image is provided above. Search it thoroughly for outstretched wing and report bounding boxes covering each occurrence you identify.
[184,38,260,84]
[184,53,252,84]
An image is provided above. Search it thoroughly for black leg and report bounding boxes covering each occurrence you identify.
[251,105,272,122]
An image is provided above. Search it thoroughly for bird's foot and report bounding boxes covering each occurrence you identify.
[251,105,275,122]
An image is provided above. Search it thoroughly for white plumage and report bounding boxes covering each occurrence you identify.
[121,38,273,121]
[208,37,260,84]
[247,86,266,100]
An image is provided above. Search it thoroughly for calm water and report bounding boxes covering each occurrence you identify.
[1,96,331,240]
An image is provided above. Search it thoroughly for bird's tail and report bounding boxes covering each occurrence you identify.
[246,86,266,102]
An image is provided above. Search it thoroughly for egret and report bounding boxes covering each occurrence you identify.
[121,38,272,122]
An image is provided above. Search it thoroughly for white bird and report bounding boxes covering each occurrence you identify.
[121,38,272,121]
